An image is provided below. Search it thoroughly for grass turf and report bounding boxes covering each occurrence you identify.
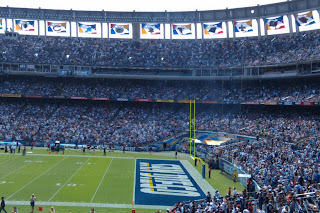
[0,149,244,212]
[187,159,245,196]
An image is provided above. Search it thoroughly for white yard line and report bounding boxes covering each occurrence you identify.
[7,156,69,200]
[133,158,136,203]
[0,156,44,180]
[90,158,114,203]
[6,200,171,209]
[48,157,91,202]
[0,155,19,165]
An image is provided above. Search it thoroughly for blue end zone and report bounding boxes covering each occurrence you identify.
[135,159,206,206]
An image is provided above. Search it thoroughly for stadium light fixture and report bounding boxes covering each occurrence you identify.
[251,9,254,14]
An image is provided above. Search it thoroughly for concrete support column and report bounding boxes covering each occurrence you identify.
[201,23,204,39]
[69,21,72,37]
[44,20,47,37]
[257,18,261,39]
[132,23,140,41]
[287,14,293,37]
[101,22,103,39]
[76,22,78,38]
[225,21,230,39]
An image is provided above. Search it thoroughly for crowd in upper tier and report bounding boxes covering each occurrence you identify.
[0,76,320,103]
[0,29,320,68]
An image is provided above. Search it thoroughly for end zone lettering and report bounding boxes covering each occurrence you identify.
[135,159,205,206]
[140,163,200,197]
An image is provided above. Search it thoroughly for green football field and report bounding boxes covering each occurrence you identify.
[0,149,243,213]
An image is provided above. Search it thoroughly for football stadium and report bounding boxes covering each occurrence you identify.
[0,0,320,212]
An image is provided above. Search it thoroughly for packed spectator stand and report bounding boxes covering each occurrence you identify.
[0,29,320,68]
[1,76,320,102]
[0,76,320,213]
[1,29,320,212]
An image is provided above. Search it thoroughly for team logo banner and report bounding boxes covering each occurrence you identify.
[294,11,315,27]
[15,20,35,31]
[265,16,285,30]
[234,20,253,33]
[110,24,130,35]
[78,23,97,34]
[203,22,223,35]
[141,24,161,35]
[47,21,67,33]
[0,19,2,30]
[135,159,205,205]
[172,24,192,35]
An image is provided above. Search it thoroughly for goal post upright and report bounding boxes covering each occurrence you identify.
[193,99,196,159]
[190,100,196,159]
[190,100,192,157]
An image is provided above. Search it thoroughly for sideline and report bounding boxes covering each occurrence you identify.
[133,158,136,203]
[5,200,171,210]
[0,151,189,160]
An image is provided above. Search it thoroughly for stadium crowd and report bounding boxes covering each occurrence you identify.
[0,29,320,68]
[0,100,189,145]
[0,76,320,102]
[1,29,320,213]
[164,107,320,212]
[0,96,320,212]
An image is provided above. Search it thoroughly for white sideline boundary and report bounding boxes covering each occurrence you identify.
[133,158,136,203]
[48,157,91,201]
[5,201,171,210]
[0,152,183,160]
[180,160,216,196]
[7,156,69,200]
[90,158,114,203]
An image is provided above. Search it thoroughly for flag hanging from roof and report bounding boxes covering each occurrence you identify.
[294,11,315,27]
[264,16,285,30]
[78,23,97,34]
[15,20,35,31]
[203,22,223,35]
[234,20,253,33]
[0,19,2,30]
[172,24,192,35]
[141,24,160,35]
[47,21,67,33]
[110,24,130,35]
